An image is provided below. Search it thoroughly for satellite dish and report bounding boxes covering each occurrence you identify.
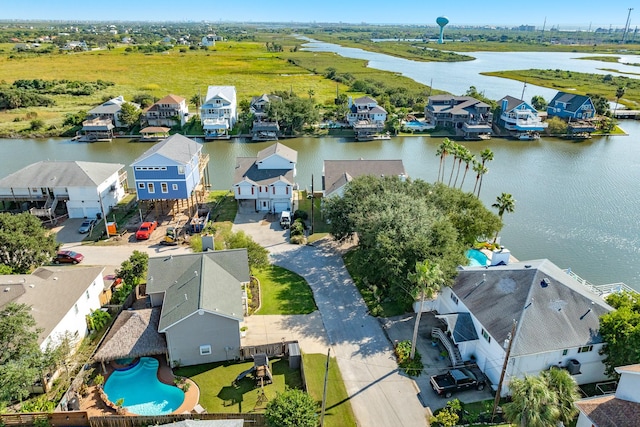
[436,16,450,44]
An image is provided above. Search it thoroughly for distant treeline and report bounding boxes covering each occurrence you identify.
[0,79,114,110]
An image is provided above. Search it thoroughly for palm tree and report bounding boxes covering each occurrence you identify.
[436,138,453,183]
[492,193,516,243]
[504,375,560,427]
[613,86,626,117]
[473,162,488,197]
[407,260,444,359]
[542,367,580,426]
[460,152,475,190]
[448,142,460,187]
[480,148,494,168]
[307,89,315,99]
[453,146,471,188]
[190,93,202,111]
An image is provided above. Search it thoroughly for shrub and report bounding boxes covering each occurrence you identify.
[289,219,305,237]
[293,209,308,221]
[30,119,45,130]
[394,340,424,376]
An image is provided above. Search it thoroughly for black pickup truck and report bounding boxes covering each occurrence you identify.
[430,365,487,398]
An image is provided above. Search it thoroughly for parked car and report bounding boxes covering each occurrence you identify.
[78,218,97,234]
[53,250,84,264]
[430,365,487,398]
[279,210,291,229]
[135,221,158,240]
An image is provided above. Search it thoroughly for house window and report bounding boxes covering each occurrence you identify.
[562,349,568,356]
[86,290,90,300]
[237,187,241,195]
[74,304,79,315]
[272,187,275,194]
[148,183,155,193]
[199,345,212,356]
[578,345,593,353]
[178,166,185,175]
[450,293,459,305]
[172,184,178,191]
[481,328,491,343]
[161,183,168,193]
[138,183,145,189]
[251,187,254,195]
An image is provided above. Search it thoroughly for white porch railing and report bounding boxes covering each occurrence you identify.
[432,327,463,367]
[565,269,637,297]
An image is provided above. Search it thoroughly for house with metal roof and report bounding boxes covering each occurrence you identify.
[85,95,139,129]
[575,364,640,427]
[433,258,614,395]
[233,142,297,213]
[143,94,189,128]
[145,250,250,366]
[547,92,596,121]
[0,266,105,352]
[497,95,548,138]
[201,86,237,139]
[322,159,407,198]
[425,95,493,140]
[131,134,210,202]
[0,161,127,219]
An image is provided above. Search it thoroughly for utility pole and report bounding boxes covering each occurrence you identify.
[623,8,634,44]
[320,348,331,427]
[309,174,315,235]
[492,319,517,422]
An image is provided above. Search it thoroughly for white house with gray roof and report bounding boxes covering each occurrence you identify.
[433,258,613,395]
[85,95,139,129]
[201,86,237,139]
[323,159,406,198]
[346,96,387,127]
[233,142,297,213]
[0,161,127,219]
[0,266,105,352]
[146,250,249,366]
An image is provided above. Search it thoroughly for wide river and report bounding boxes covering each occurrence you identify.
[2,42,640,290]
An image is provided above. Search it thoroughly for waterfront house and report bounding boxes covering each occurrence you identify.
[575,364,640,427]
[143,94,189,128]
[346,96,387,127]
[323,159,407,198]
[233,142,296,213]
[0,266,106,353]
[131,134,209,204]
[250,94,281,141]
[201,85,237,139]
[145,250,250,366]
[497,95,548,138]
[425,95,493,139]
[547,92,596,121]
[0,161,127,220]
[432,258,613,395]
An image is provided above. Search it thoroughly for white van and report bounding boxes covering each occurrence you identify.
[279,210,291,229]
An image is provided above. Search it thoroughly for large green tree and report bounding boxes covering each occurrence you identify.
[599,291,640,377]
[265,388,318,427]
[0,212,57,273]
[266,95,319,135]
[117,102,141,128]
[323,176,500,308]
[225,230,269,272]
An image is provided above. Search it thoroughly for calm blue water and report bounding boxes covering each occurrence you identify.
[103,357,184,415]
[466,249,490,267]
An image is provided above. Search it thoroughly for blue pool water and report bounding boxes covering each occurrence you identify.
[466,249,490,267]
[404,120,427,129]
[104,357,184,415]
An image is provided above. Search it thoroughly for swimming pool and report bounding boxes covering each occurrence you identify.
[466,249,490,267]
[104,357,184,415]
[402,120,433,131]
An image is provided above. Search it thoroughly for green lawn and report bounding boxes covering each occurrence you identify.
[302,353,357,427]
[253,265,317,315]
[175,357,302,413]
[297,191,330,236]
[207,190,237,223]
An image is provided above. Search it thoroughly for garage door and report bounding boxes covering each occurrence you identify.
[66,207,84,219]
[273,202,289,213]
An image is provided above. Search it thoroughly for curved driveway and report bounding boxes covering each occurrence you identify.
[234,213,428,427]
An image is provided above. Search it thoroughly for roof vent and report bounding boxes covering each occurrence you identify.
[541,278,550,288]
[29,284,35,288]
[524,264,532,268]
[4,287,9,292]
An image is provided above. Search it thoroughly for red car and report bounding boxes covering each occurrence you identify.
[135,221,158,240]
[53,250,84,264]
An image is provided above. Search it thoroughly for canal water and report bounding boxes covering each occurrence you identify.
[2,41,640,289]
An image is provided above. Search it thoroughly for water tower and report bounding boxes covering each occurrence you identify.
[436,16,449,44]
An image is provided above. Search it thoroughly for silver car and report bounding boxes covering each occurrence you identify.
[78,219,96,233]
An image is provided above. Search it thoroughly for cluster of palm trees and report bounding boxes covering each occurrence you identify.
[436,138,494,197]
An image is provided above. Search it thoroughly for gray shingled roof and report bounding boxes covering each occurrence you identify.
[131,134,202,166]
[452,259,613,357]
[0,266,105,344]
[146,251,249,331]
[499,95,525,112]
[549,92,592,113]
[93,308,166,362]
[256,142,298,163]
[323,159,406,197]
[233,157,294,187]
[0,161,124,189]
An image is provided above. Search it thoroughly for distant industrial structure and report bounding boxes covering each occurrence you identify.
[436,16,449,44]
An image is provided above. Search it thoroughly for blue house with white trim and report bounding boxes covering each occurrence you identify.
[547,92,596,120]
[131,134,209,202]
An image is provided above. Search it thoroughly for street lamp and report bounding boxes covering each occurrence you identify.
[307,174,314,235]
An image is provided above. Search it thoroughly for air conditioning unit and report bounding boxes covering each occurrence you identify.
[109,185,116,192]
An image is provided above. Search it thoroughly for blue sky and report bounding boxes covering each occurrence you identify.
[1,1,635,29]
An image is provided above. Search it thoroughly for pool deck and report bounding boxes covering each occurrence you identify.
[80,356,200,417]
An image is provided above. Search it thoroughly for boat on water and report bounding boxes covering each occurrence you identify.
[517,132,540,140]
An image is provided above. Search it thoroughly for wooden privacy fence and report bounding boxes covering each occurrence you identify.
[1,411,89,427]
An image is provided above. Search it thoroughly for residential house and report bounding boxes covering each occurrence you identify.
[425,95,493,139]
[201,34,217,47]
[547,92,596,121]
[233,142,296,213]
[323,159,407,198]
[433,258,613,395]
[84,95,139,129]
[145,250,250,366]
[497,95,548,138]
[144,94,189,128]
[61,40,88,51]
[201,86,237,139]
[575,364,640,427]
[346,96,387,127]
[0,266,106,352]
[250,94,282,141]
[131,134,209,202]
[0,161,127,219]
